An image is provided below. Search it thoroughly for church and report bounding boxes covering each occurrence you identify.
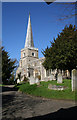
[16,14,69,83]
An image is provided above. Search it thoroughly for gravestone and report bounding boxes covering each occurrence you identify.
[17,79,20,83]
[50,74,54,81]
[57,73,62,83]
[48,74,56,81]
[72,69,77,91]
[48,84,67,91]
[29,76,35,85]
[35,78,40,85]
[67,70,70,78]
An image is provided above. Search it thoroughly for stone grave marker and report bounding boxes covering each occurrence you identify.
[29,76,35,85]
[35,78,40,85]
[48,74,56,81]
[50,74,54,81]
[48,84,67,91]
[57,73,62,83]
[17,79,20,84]
[72,69,77,91]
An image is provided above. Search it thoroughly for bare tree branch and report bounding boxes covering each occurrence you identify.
[45,1,77,20]
[56,2,76,20]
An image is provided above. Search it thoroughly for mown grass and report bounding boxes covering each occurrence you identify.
[0,84,5,86]
[16,79,76,100]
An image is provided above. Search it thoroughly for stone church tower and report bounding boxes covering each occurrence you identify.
[20,14,38,68]
[16,14,40,80]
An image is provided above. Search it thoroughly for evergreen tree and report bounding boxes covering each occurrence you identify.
[42,24,77,74]
[2,47,17,84]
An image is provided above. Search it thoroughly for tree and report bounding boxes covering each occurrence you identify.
[42,24,77,74]
[57,2,77,21]
[8,72,15,85]
[2,47,17,84]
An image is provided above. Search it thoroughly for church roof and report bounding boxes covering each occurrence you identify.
[25,14,34,48]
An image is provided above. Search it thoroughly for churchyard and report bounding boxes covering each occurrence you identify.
[15,69,77,101]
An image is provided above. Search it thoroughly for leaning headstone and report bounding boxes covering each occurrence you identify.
[72,69,77,91]
[57,73,62,83]
[35,78,40,85]
[29,76,35,85]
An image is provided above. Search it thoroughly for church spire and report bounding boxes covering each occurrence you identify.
[25,13,34,48]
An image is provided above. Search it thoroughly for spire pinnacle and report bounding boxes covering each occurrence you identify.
[29,12,30,16]
[25,14,34,48]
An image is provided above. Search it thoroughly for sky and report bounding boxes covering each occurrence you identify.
[2,2,75,62]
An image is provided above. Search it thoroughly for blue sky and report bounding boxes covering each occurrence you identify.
[2,2,75,62]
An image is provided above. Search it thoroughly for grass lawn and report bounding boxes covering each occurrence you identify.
[0,84,5,86]
[16,79,76,101]
[0,84,9,86]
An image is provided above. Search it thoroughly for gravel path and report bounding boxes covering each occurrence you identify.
[1,85,77,120]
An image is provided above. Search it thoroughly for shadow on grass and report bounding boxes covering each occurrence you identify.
[2,86,18,92]
[2,106,77,120]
